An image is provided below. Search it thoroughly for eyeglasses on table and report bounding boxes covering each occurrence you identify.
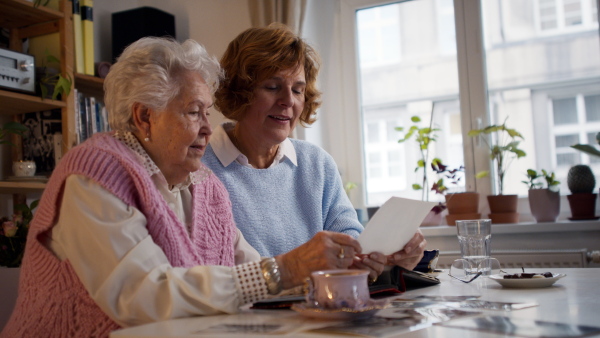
[448,257,507,283]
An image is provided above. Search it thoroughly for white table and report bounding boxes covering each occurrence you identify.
[111,268,600,338]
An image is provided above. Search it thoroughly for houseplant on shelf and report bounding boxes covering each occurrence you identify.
[0,200,39,267]
[566,164,597,220]
[522,169,560,223]
[468,118,526,224]
[396,112,445,226]
[0,122,28,146]
[37,50,72,101]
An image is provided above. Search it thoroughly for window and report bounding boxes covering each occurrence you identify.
[355,1,462,205]
[340,0,600,208]
[536,0,598,32]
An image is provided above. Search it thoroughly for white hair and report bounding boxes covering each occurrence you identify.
[105,37,222,132]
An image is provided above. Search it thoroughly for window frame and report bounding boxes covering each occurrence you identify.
[339,0,493,208]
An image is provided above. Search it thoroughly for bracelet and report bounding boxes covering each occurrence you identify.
[260,257,282,295]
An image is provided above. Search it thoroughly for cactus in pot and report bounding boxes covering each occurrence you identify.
[566,164,597,220]
[567,165,596,194]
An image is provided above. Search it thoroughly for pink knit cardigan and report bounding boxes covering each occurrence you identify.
[1,133,237,338]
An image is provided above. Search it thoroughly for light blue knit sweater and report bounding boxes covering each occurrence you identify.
[202,138,364,257]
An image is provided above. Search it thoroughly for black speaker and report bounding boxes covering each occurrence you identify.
[112,7,176,62]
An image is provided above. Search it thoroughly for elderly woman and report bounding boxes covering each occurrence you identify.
[202,24,426,280]
[1,37,364,338]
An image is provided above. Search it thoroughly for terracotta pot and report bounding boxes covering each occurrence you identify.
[528,189,560,223]
[567,193,598,220]
[488,212,519,224]
[487,194,519,223]
[445,213,481,226]
[445,192,479,214]
[487,194,518,213]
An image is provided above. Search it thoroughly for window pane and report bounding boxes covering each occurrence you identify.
[553,98,578,125]
[367,123,379,143]
[539,0,558,30]
[356,0,460,206]
[555,134,580,147]
[386,120,398,142]
[482,0,600,195]
[585,94,600,121]
[557,153,580,166]
[563,0,582,26]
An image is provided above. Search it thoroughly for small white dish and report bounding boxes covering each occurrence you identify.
[488,273,566,288]
[291,298,389,320]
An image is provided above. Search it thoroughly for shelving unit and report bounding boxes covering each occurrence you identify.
[0,0,104,197]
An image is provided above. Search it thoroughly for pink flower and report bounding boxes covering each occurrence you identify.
[2,221,17,237]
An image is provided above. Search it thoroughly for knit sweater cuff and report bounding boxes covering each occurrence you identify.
[233,261,270,305]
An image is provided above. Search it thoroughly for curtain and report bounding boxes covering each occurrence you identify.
[248,0,307,34]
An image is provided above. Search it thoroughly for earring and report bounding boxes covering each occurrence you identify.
[144,137,150,142]
[144,130,150,142]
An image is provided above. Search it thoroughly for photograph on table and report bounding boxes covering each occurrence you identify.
[438,315,600,338]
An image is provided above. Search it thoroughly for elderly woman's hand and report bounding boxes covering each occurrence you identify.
[386,230,427,270]
[275,231,362,289]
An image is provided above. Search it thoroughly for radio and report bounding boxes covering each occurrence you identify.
[0,48,35,94]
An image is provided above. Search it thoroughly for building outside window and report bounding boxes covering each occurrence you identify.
[350,0,600,207]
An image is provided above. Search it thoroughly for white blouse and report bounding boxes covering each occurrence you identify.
[46,132,268,327]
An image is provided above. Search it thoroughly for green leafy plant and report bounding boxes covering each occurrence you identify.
[468,118,526,195]
[0,200,39,267]
[39,50,72,100]
[522,169,560,191]
[571,131,600,158]
[0,121,28,146]
[396,113,441,201]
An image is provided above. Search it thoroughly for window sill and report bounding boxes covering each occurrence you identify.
[420,219,600,237]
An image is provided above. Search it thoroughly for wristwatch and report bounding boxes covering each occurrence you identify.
[260,257,282,295]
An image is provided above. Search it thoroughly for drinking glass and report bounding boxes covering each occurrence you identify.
[455,219,492,275]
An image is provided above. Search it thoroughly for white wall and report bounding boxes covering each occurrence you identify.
[94,0,252,127]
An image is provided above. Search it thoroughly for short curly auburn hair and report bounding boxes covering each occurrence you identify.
[215,23,321,126]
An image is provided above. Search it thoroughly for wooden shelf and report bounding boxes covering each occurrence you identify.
[74,73,104,98]
[0,0,63,29]
[0,180,46,194]
[0,89,65,115]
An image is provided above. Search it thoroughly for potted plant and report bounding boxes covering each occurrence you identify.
[431,162,480,225]
[396,114,440,201]
[468,118,526,224]
[566,164,597,220]
[396,112,445,226]
[37,50,72,101]
[1,199,39,267]
[0,122,28,146]
[522,169,560,222]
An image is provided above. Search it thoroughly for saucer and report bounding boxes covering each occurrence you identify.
[488,273,566,288]
[290,299,389,320]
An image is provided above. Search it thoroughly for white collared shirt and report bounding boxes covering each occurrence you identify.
[210,122,297,168]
